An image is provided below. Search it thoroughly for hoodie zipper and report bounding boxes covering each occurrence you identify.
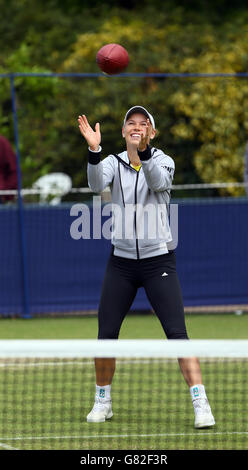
[118,161,125,207]
[134,171,140,260]
[114,153,141,259]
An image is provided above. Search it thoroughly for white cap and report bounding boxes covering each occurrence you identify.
[123,106,155,129]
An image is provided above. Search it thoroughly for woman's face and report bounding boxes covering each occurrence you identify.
[122,113,156,148]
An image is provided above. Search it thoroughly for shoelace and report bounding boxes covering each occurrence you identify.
[92,398,111,412]
[193,398,211,414]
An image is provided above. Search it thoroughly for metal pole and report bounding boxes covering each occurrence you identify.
[10,74,31,318]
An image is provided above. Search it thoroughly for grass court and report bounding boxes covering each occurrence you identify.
[0,313,247,450]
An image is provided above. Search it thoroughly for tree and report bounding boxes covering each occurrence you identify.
[63,12,248,194]
[1,1,248,195]
[169,25,248,195]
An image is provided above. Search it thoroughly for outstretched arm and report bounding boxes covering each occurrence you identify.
[78,114,115,192]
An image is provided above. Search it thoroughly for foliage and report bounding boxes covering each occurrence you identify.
[169,27,248,194]
[0,1,248,194]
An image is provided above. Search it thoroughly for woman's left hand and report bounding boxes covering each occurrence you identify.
[138,119,152,152]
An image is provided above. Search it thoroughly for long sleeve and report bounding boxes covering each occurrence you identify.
[87,149,115,193]
[0,136,18,202]
[0,136,17,190]
[138,146,174,192]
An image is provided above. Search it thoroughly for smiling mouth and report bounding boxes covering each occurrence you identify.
[130,134,141,139]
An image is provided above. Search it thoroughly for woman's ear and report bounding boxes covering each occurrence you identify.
[149,128,157,140]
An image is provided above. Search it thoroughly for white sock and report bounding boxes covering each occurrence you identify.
[190,384,207,401]
[95,384,111,401]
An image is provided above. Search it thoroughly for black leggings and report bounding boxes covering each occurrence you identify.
[98,251,188,340]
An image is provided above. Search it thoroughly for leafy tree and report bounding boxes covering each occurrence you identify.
[63,13,248,194]
[169,25,248,195]
[0,0,248,196]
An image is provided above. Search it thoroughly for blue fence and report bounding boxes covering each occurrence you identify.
[1,72,248,316]
[0,198,247,317]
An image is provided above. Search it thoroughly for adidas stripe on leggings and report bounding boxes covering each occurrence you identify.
[98,250,189,340]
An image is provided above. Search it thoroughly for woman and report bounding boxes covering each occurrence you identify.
[78,106,215,428]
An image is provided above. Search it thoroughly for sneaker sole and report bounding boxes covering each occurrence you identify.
[195,418,215,429]
[87,411,113,423]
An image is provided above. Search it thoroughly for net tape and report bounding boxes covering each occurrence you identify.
[0,339,248,358]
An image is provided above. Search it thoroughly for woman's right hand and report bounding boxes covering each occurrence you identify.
[78,115,101,151]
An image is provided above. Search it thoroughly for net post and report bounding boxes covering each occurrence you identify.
[10,74,31,319]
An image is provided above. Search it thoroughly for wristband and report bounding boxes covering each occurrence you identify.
[137,145,152,161]
[88,147,102,165]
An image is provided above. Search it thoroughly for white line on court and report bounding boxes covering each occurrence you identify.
[0,441,20,450]
[0,431,247,441]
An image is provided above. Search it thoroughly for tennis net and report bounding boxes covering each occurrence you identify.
[0,339,247,451]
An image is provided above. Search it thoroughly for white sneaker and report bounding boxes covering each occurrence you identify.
[87,398,113,423]
[193,398,215,429]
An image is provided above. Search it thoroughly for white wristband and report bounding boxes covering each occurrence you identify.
[88,146,102,153]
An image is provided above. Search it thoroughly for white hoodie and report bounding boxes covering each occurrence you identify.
[87,146,175,259]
